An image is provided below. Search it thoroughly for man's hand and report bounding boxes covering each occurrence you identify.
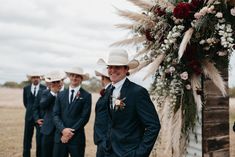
[62,128,75,140]
[36,119,44,127]
[61,135,69,143]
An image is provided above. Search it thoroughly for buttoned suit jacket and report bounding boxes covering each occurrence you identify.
[106,78,161,157]
[23,84,46,121]
[39,89,57,135]
[53,87,92,145]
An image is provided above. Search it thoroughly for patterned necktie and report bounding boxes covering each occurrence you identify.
[70,89,75,104]
[109,85,115,109]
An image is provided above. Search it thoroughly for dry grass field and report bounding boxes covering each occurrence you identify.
[0,87,235,157]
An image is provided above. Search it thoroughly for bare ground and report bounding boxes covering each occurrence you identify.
[0,87,235,157]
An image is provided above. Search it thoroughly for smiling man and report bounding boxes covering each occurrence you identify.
[98,49,161,157]
[53,67,91,157]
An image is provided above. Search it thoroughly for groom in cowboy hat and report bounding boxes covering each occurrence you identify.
[39,70,66,157]
[23,72,46,157]
[94,68,111,157]
[53,67,91,157]
[98,49,161,157]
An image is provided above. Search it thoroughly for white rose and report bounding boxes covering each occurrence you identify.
[215,12,223,18]
[217,51,227,56]
[199,40,205,44]
[180,72,188,80]
[186,84,191,90]
[115,99,121,106]
[231,7,235,16]
[169,67,175,73]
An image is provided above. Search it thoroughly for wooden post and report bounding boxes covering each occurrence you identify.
[203,67,229,157]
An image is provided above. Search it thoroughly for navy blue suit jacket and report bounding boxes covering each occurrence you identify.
[93,88,110,146]
[53,87,92,145]
[40,89,56,135]
[33,89,46,123]
[23,84,46,121]
[106,79,161,157]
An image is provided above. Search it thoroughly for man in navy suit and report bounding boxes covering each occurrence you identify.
[39,71,66,157]
[53,67,91,157]
[23,73,46,157]
[98,49,161,157]
[94,68,111,157]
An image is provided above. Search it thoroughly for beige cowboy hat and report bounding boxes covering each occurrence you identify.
[26,72,43,80]
[44,70,67,83]
[65,67,89,81]
[97,49,139,69]
[95,68,109,78]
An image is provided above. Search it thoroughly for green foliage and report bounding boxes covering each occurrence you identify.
[3,81,21,88]
[82,77,102,93]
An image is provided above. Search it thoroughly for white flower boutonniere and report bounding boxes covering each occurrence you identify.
[113,97,126,111]
[76,91,83,100]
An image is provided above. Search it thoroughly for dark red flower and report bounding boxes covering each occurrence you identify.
[76,91,81,98]
[145,29,155,41]
[190,0,205,10]
[173,2,192,19]
[154,7,166,16]
[196,89,203,95]
[99,88,105,97]
[188,60,202,75]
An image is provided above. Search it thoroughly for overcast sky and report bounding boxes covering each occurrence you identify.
[0,0,234,88]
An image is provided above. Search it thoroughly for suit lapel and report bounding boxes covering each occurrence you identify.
[119,78,130,100]
[61,89,70,109]
[111,78,130,119]
[68,88,83,111]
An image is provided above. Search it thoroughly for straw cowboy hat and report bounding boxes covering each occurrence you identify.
[26,72,43,80]
[44,71,66,83]
[95,68,109,78]
[97,49,139,69]
[65,67,89,81]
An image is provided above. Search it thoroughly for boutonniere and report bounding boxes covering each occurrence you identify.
[113,97,126,111]
[76,91,83,100]
[99,88,105,97]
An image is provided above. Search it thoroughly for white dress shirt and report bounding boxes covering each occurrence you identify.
[69,85,81,103]
[31,84,40,96]
[111,77,126,108]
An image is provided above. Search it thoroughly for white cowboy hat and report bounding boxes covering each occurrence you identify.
[97,49,139,69]
[95,68,109,78]
[26,72,43,79]
[65,67,89,81]
[44,71,66,83]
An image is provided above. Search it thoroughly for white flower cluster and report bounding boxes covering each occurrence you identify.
[169,77,183,106]
[215,14,234,53]
[199,37,219,51]
[160,25,185,53]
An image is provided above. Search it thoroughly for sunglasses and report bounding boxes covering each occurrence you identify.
[51,81,61,84]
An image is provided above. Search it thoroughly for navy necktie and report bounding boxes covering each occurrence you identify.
[109,85,115,109]
[33,87,36,96]
[70,89,75,104]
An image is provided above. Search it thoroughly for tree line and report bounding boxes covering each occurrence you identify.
[0,77,102,93]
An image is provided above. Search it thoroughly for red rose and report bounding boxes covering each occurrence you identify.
[76,91,80,98]
[154,7,166,16]
[173,2,192,19]
[99,88,105,97]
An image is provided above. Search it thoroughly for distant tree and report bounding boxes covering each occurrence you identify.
[20,80,30,88]
[3,81,21,88]
[82,77,102,93]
